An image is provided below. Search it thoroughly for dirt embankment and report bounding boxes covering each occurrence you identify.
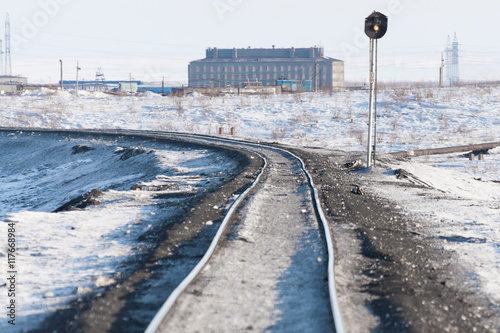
[293,147,498,333]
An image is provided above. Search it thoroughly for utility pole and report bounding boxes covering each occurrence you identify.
[0,40,3,76]
[59,60,63,90]
[439,53,444,88]
[5,13,11,77]
[367,38,378,168]
[76,61,81,96]
[364,11,388,169]
[314,62,318,92]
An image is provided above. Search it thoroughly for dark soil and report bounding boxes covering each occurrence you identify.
[291,147,499,333]
[29,133,498,333]
[33,138,263,333]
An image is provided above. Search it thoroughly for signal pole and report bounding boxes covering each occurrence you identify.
[367,38,378,168]
[364,11,388,168]
[5,13,11,77]
[76,61,81,96]
[439,53,444,88]
[59,60,63,90]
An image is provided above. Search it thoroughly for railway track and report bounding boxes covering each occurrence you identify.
[139,131,345,333]
[1,128,344,332]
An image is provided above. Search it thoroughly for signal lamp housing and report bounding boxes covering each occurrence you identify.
[365,11,388,39]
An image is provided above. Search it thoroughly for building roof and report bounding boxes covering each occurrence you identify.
[190,56,343,64]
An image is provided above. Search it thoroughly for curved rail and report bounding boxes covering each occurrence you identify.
[285,149,345,333]
[0,127,344,333]
[145,151,268,333]
[143,132,345,333]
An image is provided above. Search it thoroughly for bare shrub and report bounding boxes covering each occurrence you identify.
[174,97,184,116]
[348,127,365,145]
[199,96,214,117]
[346,105,354,120]
[456,125,471,137]
[156,121,174,132]
[377,131,385,144]
[292,92,304,103]
[414,90,424,104]
[388,133,399,146]
[440,114,449,129]
[288,109,318,127]
[392,117,399,131]
[332,109,342,121]
[240,96,251,108]
[389,88,411,104]
[271,127,287,141]
[185,121,200,133]
[383,101,392,117]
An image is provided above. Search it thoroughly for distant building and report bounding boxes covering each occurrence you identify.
[0,76,27,94]
[118,82,138,93]
[0,83,22,94]
[188,47,344,91]
[0,75,28,84]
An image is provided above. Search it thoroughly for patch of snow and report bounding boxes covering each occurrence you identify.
[366,158,500,306]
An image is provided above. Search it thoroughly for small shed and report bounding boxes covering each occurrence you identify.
[276,80,312,92]
[118,82,138,93]
[0,83,23,94]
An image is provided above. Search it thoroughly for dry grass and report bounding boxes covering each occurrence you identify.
[271,127,287,141]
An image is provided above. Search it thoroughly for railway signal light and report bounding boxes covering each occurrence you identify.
[365,11,388,169]
[365,11,388,39]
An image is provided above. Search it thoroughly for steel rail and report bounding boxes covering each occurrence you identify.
[144,149,268,333]
[143,131,346,333]
[0,127,344,333]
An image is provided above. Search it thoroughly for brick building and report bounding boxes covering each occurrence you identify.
[188,47,344,91]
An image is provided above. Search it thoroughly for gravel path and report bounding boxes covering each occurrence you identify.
[157,149,334,332]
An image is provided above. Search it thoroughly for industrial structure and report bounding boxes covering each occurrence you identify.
[188,46,344,91]
[0,12,23,92]
[4,13,11,77]
[444,33,459,86]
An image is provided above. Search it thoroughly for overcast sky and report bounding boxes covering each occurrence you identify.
[3,0,500,84]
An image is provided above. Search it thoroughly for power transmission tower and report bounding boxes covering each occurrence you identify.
[94,67,108,91]
[0,39,3,76]
[444,33,459,86]
[5,13,11,76]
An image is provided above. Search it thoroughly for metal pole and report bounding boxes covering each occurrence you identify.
[314,61,318,92]
[373,38,378,167]
[59,60,63,90]
[439,53,444,88]
[367,38,377,168]
[76,61,80,97]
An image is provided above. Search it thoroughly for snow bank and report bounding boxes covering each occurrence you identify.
[365,157,500,306]
[0,131,239,331]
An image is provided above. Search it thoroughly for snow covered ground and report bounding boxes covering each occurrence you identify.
[0,131,239,331]
[2,85,498,180]
[364,155,500,306]
[0,85,498,330]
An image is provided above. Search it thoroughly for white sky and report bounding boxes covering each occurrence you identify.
[2,0,500,83]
